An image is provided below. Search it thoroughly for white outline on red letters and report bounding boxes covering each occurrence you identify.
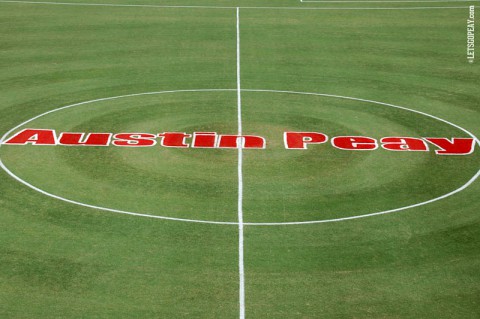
[283,131,329,150]
[58,132,112,147]
[157,132,191,148]
[192,132,218,149]
[331,136,379,151]
[0,89,479,226]
[424,137,476,155]
[2,128,57,146]
[218,135,266,149]
[112,133,157,147]
[380,137,429,152]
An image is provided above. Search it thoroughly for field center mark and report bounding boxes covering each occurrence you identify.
[1,89,479,226]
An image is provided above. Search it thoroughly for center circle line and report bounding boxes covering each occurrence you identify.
[0,88,478,226]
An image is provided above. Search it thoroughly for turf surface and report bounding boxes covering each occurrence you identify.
[1,1,479,318]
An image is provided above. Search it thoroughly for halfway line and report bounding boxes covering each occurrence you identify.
[236,7,246,319]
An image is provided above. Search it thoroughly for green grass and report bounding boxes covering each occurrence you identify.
[1,1,479,318]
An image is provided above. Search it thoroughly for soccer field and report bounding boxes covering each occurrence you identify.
[1,0,479,318]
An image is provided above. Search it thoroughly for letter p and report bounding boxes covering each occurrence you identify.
[284,132,328,149]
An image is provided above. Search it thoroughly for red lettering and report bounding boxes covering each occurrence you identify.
[158,132,191,148]
[381,137,428,152]
[58,132,111,146]
[192,132,217,148]
[424,138,475,155]
[284,132,328,149]
[332,136,377,150]
[2,129,56,145]
[218,135,265,149]
[112,133,157,147]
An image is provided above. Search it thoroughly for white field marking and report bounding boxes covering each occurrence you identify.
[0,89,236,226]
[0,0,472,10]
[301,0,478,3]
[236,8,246,319]
[0,89,479,226]
[0,0,233,9]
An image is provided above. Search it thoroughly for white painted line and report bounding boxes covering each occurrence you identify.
[301,0,478,2]
[247,169,480,225]
[0,0,472,10]
[0,157,239,226]
[0,89,479,226]
[0,89,238,226]
[236,7,246,319]
[0,0,233,9]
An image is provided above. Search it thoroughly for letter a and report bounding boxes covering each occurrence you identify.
[2,129,56,145]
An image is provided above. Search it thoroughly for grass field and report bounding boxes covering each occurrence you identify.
[1,0,479,318]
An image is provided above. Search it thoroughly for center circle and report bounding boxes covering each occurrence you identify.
[0,89,479,225]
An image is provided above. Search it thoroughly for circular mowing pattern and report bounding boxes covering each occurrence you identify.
[0,89,479,226]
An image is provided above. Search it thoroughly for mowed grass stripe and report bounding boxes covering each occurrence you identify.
[240,7,480,318]
[0,4,237,132]
[0,4,243,318]
[0,3,479,319]
[1,91,241,222]
[240,8,479,223]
